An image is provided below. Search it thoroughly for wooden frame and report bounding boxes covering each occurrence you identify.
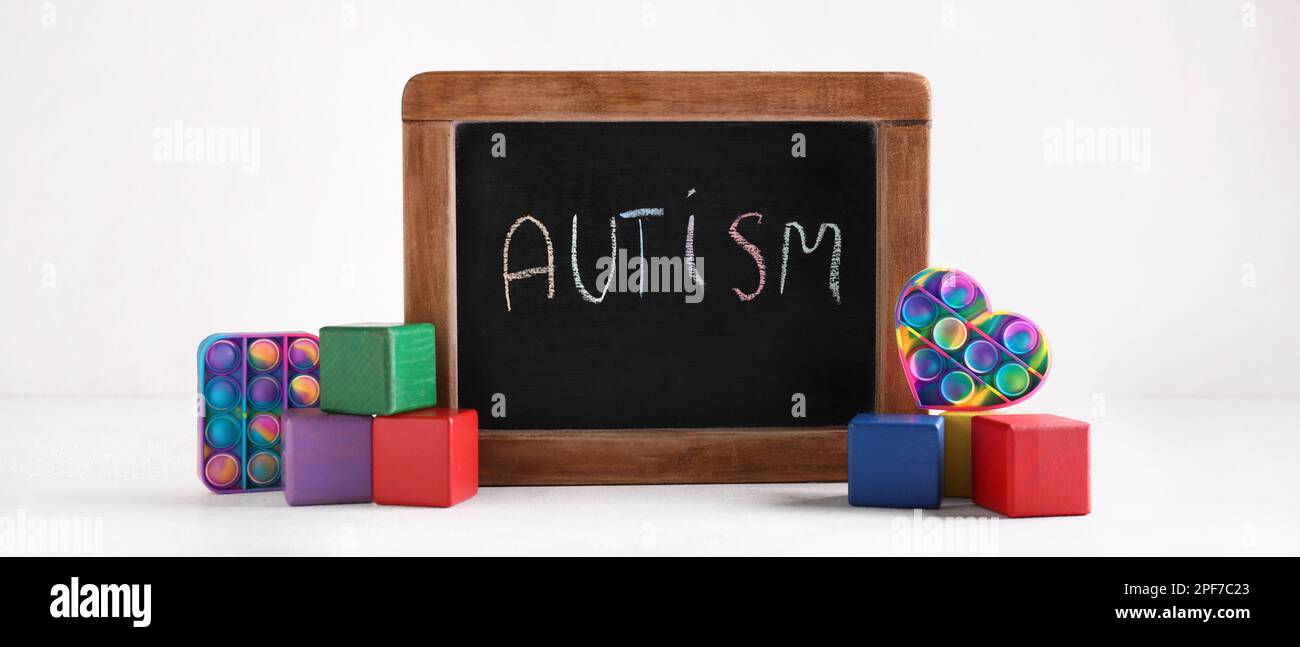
[403,72,929,485]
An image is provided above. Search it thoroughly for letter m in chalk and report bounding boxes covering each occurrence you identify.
[780,222,842,304]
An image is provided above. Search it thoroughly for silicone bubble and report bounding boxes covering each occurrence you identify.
[901,293,938,329]
[204,377,240,412]
[1003,320,1039,355]
[247,452,280,485]
[248,339,281,372]
[247,376,281,411]
[205,454,240,488]
[909,348,945,382]
[940,371,975,404]
[964,340,1000,374]
[996,363,1031,397]
[205,339,241,374]
[248,414,280,447]
[288,374,320,408]
[288,338,320,372]
[204,415,241,450]
[932,317,967,351]
[939,274,976,309]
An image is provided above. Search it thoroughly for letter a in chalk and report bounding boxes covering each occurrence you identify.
[502,215,555,312]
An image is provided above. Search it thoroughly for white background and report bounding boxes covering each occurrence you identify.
[2,1,1298,555]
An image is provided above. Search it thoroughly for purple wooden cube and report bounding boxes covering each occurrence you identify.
[282,409,373,506]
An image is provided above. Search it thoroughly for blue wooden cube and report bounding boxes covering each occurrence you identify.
[848,413,944,509]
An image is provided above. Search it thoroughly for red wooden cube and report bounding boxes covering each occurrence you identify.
[372,408,478,507]
[971,414,1090,518]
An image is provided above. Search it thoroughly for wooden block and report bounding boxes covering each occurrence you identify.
[372,408,478,508]
[971,414,1090,518]
[320,323,437,416]
[847,413,943,509]
[940,412,978,498]
[282,409,372,506]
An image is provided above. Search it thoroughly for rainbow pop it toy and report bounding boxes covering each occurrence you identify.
[895,268,1050,410]
[197,332,322,493]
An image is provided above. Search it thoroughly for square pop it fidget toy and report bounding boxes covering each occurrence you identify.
[895,267,1050,411]
[197,333,322,493]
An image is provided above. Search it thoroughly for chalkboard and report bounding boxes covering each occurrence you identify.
[454,121,877,429]
[402,71,930,484]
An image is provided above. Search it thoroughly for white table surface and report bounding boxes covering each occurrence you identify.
[1,396,1295,556]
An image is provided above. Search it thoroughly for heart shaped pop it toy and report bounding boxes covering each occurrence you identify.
[895,267,1050,410]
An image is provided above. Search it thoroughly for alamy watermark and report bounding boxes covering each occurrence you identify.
[1241,262,1257,288]
[891,509,999,555]
[591,250,705,304]
[1043,119,1151,174]
[50,577,150,627]
[0,509,103,555]
[152,119,261,173]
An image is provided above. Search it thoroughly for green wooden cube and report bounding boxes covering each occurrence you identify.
[320,323,437,416]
